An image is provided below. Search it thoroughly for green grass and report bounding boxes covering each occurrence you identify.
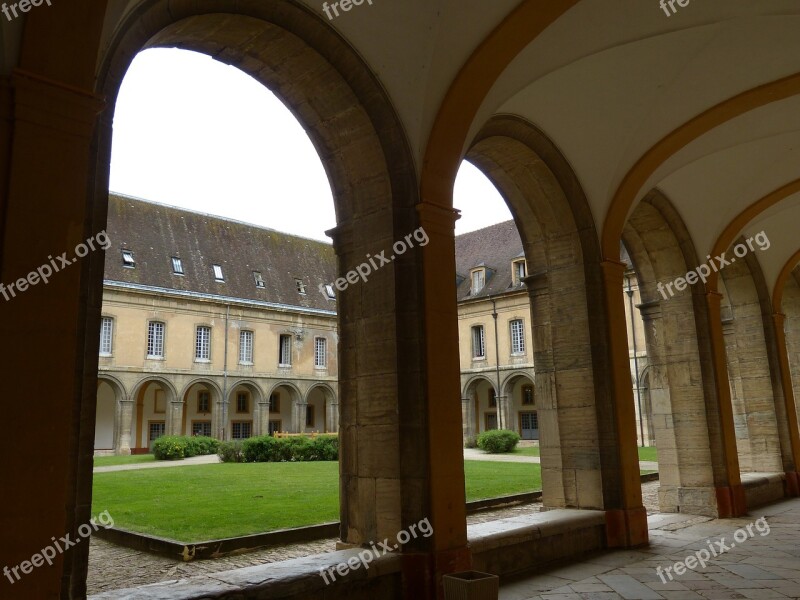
[93,454,156,467]
[512,446,540,457]
[637,446,658,462]
[93,461,542,541]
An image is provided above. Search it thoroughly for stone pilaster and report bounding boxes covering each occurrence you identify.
[117,400,134,455]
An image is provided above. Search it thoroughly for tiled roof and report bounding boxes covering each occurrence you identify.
[454,220,525,301]
[104,194,338,311]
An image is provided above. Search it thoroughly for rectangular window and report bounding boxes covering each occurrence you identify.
[488,388,497,408]
[323,284,336,299]
[239,330,254,364]
[147,321,165,358]
[192,421,211,437]
[148,421,165,442]
[522,385,534,405]
[314,337,327,368]
[279,334,292,367]
[471,325,485,359]
[99,316,113,355]
[122,250,135,268]
[213,264,224,281]
[269,393,280,413]
[295,278,306,294]
[198,390,210,413]
[172,257,184,275]
[253,271,265,288]
[195,326,211,361]
[510,319,525,355]
[306,405,315,427]
[236,392,249,413]
[232,421,252,439]
[513,259,526,285]
[471,269,485,295]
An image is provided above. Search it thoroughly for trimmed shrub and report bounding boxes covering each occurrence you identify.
[152,436,186,460]
[152,435,220,460]
[218,440,245,463]
[184,436,220,458]
[477,429,520,454]
[240,434,339,462]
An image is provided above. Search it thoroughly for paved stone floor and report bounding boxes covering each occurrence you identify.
[86,482,661,595]
[500,498,800,599]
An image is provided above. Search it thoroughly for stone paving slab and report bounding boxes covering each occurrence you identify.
[500,497,800,600]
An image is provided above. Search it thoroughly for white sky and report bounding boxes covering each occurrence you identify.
[110,48,511,242]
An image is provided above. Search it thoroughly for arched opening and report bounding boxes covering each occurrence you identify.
[306,383,337,434]
[501,373,537,440]
[181,379,222,439]
[131,378,177,452]
[95,378,123,454]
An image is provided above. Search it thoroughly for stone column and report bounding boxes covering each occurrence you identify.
[213,399,227,441]
[496,394,510,431]
[293,401,308,433]
[461,397,475,442]
[772,312,800,495]
[117,400,134,456]
[326,399,339,433]
[170,401,184,436]
[257,400,270,437]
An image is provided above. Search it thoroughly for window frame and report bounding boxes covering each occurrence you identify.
[191,421,212,437]
[269,393,281,413]
[470,268,486,295]
[195,325,211,362]
[239,330,254,364]
[253,271,265,288]
[99,316,114,356]
[510,318,525,355]
[213,264,224,282]
[236,392,249,414]
[231,421,252,440]
[512,259,527,285]
[522,384,534,406]
[121,250,135,268]
[278,334,292,367]
[197,390,210,414]
[306,404,315,428]
[314,336,327,368]
[171,257,184,275]
[295,278,307,295]
[147,321,165,359]
[471,325,486,359]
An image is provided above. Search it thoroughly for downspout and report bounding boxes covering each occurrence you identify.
[222,304,230,440]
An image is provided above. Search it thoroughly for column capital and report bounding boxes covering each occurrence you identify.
[415,201,460,236]
[523,271,548,294]
[637,299,662,322]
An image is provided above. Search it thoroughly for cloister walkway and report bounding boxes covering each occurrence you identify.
[500,498,800,600]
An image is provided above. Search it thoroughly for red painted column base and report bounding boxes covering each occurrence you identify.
[402,545,472,600]
[716,484,747,517]
[784,471,800,497]
[605,507,649,548]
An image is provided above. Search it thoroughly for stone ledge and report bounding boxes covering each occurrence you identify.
[89,549,403,599]
[742,471,786,509]
[468,509,607,578]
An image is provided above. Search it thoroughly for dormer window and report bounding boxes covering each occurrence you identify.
[253,271,265,288]
[470,268,486,295]
[213,264,224,282]
[512,259,526,286]
[171,257,184,275]
[323,284,335,299]
[121,250,135,268]
[295,278,306,294]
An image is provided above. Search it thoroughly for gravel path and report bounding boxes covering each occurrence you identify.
[87,481,662,596]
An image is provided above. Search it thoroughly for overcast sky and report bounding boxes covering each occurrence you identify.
[110,48,511,243]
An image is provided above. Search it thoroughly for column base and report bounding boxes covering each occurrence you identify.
[402,546,472,600]
[716,484,747,517]
[605,507,648,548]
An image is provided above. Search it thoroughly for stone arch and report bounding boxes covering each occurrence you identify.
[305,383,337,434]
[466,114,619,513]
[501,372,536,440]
[621,191,729,516]
[130,376,179,451]
[84,0,425,555]
[95,375,127,453]
[266,381,304,435]
[782,270,800,425]
[180,378,223,438]
[718,237,791,484]
[227,380,262,440]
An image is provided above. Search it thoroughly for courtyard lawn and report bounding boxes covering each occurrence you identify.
[93,461,542,541]
[512,446,540,457]
[512,446,658,462]
[93,454,156,467]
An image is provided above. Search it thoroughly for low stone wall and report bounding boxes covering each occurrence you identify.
[742,472,786,508]
[469,509,607,579]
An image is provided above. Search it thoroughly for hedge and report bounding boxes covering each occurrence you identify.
[153,435,220,460]
[476,429,520,453]
[224,434,339,463]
